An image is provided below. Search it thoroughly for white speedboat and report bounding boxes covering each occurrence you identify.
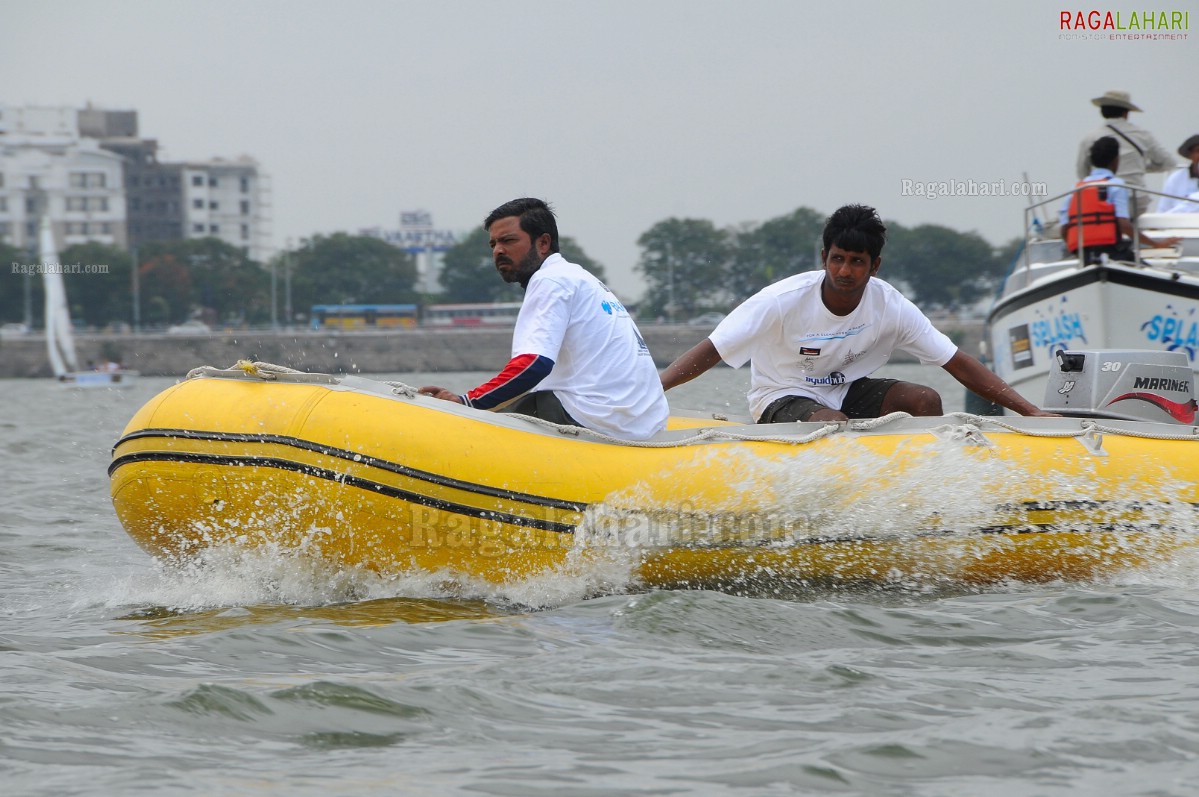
[985,188,1199,412]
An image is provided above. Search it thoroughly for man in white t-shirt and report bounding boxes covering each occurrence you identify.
[419,198,668,440]
[660,204,1055,422]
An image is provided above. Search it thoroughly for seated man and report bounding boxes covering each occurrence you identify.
[1062,136,1180,264]
[660,204,1056,423]
[419,197,669,441]
[1156,134,1199,214]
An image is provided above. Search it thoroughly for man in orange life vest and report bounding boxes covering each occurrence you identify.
[1060,136,1180,265]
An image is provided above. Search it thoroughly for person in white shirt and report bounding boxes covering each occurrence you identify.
[660,204,1056,422]
[419,198,668,440]
[1156,134,1199,214]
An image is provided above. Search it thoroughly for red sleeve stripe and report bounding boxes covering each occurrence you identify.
[463,353,555,410]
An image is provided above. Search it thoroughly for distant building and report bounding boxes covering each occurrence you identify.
[360,210,459,294]
[181,157,271,262]
[0,103,271,261]
[100,136,185,249]
[0,106,128,251]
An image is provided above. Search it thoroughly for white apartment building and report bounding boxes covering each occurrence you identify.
[0,105,127,251]
[181,157,272,262]
[0,104,271,261]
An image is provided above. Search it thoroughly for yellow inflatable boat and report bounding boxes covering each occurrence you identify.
[109,355,1199,590]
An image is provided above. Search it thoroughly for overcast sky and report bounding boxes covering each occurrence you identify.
[5,0,1195,299]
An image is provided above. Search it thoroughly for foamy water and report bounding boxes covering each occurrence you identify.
[4,365,1199,796]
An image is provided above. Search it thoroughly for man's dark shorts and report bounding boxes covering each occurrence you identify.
[499,391,583,427]
[757,377,900,423]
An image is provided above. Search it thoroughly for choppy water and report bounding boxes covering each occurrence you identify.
[4,365,1199,796]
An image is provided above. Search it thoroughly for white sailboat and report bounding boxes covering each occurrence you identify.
[40,216,139,388]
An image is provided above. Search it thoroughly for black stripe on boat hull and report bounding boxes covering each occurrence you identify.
[109,451,579,534]
[111,428,586,513]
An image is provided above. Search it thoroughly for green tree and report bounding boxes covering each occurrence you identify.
[58,242,132,329]
[437,229,606,303]
[882,222,1001,311]
[286,233,418,321]
[438,227,519,303]
[0,240,36,325]
[139,237,270,326]
[729,207,825,301]
[635,218,730,321]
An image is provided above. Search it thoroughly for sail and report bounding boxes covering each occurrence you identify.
[40,217,78,377]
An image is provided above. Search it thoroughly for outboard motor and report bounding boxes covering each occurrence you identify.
[1044,349,1197,424]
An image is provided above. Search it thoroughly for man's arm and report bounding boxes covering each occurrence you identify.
[941,350,1058,417]
[661,338,724,391]
[1116,217,1182,249]
[1143,132,1179,174]
[419,353,554,408]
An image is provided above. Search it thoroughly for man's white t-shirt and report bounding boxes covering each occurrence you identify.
[709,271,957,420]
[512,253,668,440]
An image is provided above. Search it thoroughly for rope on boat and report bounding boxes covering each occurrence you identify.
[185,366,1199,446]
[383,381,418,398]
[185,360,305,381]
[943,412,1199,442]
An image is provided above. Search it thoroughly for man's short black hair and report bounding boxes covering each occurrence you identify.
[484,197,560,254]
[822,204,887,260]
[1090,136,1120,170]
[1099,105,1128,119]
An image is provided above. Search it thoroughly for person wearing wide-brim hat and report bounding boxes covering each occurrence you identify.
[1157,134,1199,213]
[1076,90,1177,217]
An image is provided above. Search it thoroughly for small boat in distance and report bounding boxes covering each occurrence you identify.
[38,216,139,389]
[985,187,1199,412]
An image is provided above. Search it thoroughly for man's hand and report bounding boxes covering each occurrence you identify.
[418,386,464,404]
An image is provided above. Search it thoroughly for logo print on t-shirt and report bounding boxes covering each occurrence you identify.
[601,301,613,315]
[805,371,847,386]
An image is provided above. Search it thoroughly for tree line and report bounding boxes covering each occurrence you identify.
[0,206,1020,330]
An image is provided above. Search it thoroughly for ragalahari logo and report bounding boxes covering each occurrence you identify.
[1059,9,1190,40]
[1061,9,1189,29]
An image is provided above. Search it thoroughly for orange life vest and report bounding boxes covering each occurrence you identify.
[1064,179,1119,251]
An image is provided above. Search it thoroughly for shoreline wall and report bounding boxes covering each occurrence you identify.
[0,321,985,379]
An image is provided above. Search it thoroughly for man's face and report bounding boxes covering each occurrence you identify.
[489,216,546,285]
[822,244,880,297]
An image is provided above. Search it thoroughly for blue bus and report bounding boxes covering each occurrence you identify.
[310,304,418,331]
